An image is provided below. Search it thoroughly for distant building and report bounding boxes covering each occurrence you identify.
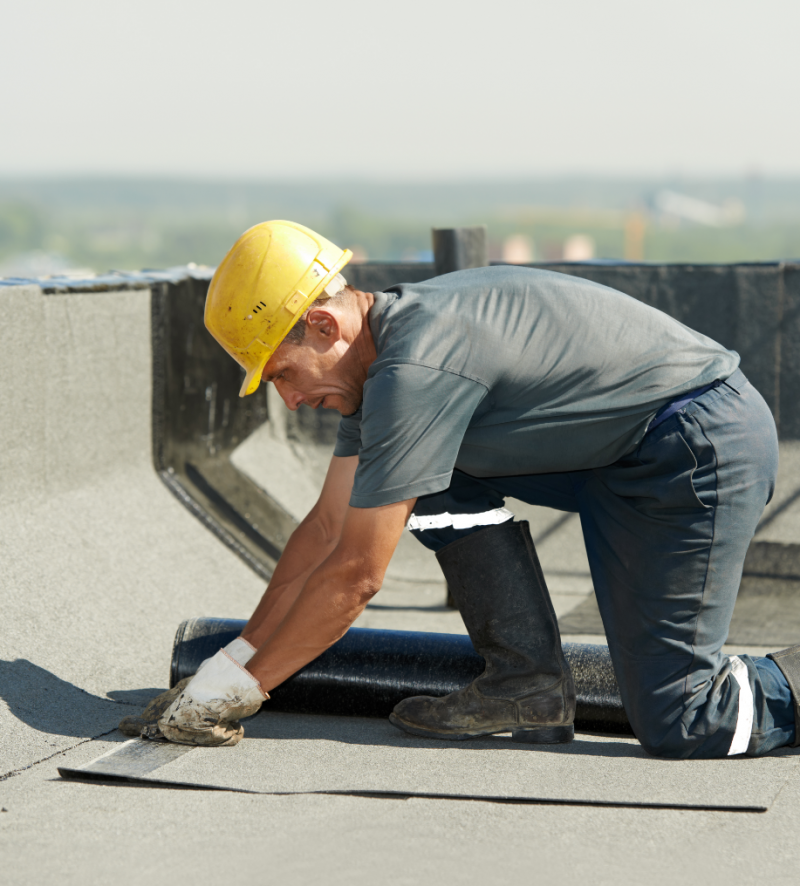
[501,234,535,263]
[563,235,595,262]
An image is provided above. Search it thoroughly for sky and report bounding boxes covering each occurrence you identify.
[1,0,798,179]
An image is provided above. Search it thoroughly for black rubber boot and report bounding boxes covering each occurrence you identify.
[390,520,576,743]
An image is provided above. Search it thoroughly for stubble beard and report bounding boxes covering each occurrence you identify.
[337,387,364,417]
[339,396,363,417]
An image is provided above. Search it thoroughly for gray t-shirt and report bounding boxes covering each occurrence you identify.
[334,266,739,508]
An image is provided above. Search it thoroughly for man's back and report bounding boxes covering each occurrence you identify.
[336,266,739,507]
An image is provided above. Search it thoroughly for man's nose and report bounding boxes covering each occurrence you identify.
[275,380,303,411]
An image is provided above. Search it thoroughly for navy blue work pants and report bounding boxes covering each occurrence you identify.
[409,370,795,758]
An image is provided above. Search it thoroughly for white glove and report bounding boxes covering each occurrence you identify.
[197,636,256,674]
[223,636,256,665]
[158,649,267,747]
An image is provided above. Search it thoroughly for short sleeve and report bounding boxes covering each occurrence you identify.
[334,409,362,458]
[349,363,487,508]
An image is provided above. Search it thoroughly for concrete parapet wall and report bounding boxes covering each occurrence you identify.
[780,265,800,438]
[0,277,264,777]
[0,283,155,508]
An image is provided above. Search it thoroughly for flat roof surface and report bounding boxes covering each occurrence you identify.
[2,277,799,885]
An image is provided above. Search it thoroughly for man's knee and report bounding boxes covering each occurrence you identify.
[633,719,695,759]
[625,678,741,760]
[618,660,737,759]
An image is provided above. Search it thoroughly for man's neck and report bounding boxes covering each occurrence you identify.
[350,289,377,377]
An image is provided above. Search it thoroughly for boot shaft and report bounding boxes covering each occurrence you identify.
[436,520,572,695]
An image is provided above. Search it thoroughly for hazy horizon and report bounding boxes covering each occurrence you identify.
[3,173,800,274]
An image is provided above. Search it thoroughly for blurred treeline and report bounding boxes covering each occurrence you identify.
[1,177,800,277]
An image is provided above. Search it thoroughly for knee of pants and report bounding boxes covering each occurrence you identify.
[632,715,737,760]
[620,662,740,760]
[632,719,696,760]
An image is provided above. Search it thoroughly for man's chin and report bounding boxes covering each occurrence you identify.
[316,392,363,416]
[337,398,363,418]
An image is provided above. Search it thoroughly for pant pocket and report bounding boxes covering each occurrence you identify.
[596,427,714,516]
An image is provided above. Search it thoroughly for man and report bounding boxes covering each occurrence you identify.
[135,219,800,758]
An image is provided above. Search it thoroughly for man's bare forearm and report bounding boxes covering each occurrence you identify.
[246,550,381,692]
[240,512,340,649]
[240,455,357,649]
[245,498,415,693]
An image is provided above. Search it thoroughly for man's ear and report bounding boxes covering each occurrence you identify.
[305,308,340,346]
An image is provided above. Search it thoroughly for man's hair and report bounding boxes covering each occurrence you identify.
[283,275,353,346]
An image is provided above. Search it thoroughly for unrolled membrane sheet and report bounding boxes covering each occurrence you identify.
[61,712,800,811]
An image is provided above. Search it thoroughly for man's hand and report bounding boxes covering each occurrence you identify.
[118,677,193,738]
[118,637,257,738]
[155,650,267,747]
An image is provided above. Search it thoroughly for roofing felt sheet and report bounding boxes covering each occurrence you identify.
[62,711,800,812]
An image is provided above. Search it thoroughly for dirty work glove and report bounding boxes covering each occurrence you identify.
[118,677,192,737]
[118,637,257,738]
[211,637,257,668]
[156,649,268,747]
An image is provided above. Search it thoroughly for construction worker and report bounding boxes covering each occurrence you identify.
[136,220,800,757]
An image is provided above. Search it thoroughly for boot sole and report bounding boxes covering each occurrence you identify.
[389,713,574,744]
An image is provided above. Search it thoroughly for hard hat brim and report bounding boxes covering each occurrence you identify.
[240,355,271,398]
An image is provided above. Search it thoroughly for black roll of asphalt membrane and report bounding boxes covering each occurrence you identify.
[171,618,631,736]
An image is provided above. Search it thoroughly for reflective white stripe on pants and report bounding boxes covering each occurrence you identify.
[727,655,754,756]
[407,507,515,532]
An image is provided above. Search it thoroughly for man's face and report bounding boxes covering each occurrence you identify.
[261,309,367,416]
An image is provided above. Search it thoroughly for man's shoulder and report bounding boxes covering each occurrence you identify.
[382,264,564,298]
[376,265,613,322]
[369,265,575,374]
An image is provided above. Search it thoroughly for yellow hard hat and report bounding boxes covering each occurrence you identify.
[205,220,352,397]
